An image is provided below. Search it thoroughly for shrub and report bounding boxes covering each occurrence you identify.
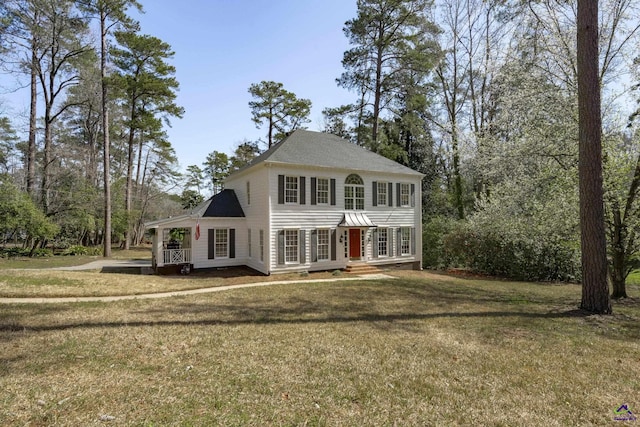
[62,245,88,256]
[30,248,53,257]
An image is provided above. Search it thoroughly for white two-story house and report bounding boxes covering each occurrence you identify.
[146,130,423,274]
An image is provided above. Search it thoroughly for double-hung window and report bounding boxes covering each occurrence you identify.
[317,229,329,261]
[285,176,298,204]
[400,227,411,255]
[285,229,299,263]
[378,228,388,257]
[377,182,388,206]
[316,178,329,205]
[215,229,228,258]
[400,183,411,207]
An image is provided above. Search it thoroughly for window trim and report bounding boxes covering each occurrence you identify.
[400,227,411,256]
[400,183,411,207]
[316,177,329,205]
[316,228,330,262]
[215,228,229,259]
[285,176,299,204]
[376,181,388,206]
[345,174,365,211]
[377,227,388,257]
[284,229,299,264]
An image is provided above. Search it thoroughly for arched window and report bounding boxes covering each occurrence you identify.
[344,174,364,210]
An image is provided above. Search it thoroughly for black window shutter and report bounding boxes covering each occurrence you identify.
[411,183,416,207]
[330,229,337,261]
[299,230,306,263]
[278,175,284,204]
[300,177,306,205]
[229,228,235,258]
[396,183,401,206]
[311,177,317,205]
[311,230,318,262]
[330,179,336,205]
[388,182,393,207]
[411,227,416,255]
[277,230,285,265]
[208,229,215,259]
[397,228,402,255]
[372,181,378,207]
[372,228,379,258]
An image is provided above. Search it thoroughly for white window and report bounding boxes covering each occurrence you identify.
[377,182,387,206]
[246,181,251,205]
[259,229,264,262]
[285,229,299,263]
[345,174,364,210]
[401,227,411,255]
[317,178,329,205]
[248,229,252,258]
[378,228,388,257]
[215,229,228,258]
[317,229,329,261]
[400,183,411,207]
[285,176,298,204]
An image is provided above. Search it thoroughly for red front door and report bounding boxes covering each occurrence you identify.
[349,229,361,259]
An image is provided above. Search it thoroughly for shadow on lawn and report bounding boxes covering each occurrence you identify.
[0,279,638,341]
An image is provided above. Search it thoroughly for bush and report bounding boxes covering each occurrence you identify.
[422,216,461,268]
[30,248,53,257]
[443,224,580,282]
[62,245,88,256]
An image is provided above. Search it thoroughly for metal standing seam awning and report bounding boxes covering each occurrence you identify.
[338,212,376,227]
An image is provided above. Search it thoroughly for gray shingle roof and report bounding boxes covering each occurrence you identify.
[233,130,423,177]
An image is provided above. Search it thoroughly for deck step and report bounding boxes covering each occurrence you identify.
[344,264,381,275]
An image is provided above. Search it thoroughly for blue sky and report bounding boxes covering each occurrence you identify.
[132,0,358,170]
[0,0,359,172]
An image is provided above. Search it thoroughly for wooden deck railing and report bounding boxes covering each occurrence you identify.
[162,248,191,265]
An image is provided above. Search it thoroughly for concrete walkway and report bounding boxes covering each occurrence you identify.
[46,259,152,271]
[0,273,395,304]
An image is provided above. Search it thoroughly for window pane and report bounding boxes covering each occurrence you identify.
[215,229,228,258]
[317,178,329,204]
[285,176,298,203]
[377,182,387,206]
[378,228,387,256]
[317,229,329,261]
[401,227,411,255]
[285,229,298,263]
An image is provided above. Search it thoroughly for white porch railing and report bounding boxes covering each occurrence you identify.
[162,248,191,265]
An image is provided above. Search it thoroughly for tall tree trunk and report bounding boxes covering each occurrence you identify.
[372,32,384,148]
[577,0,611,314]
[124,116,135,250]
[27,34,38,196]
[609,206,628,298]
[100,8,112,258]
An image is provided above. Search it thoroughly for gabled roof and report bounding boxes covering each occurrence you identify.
[231,129,423,177]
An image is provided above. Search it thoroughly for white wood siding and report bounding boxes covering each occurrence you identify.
[267,165,422,272]
[225,166,271,274]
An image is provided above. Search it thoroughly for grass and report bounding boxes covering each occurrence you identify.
[0,247,151,270]
[0,268,336,298]
[0,271,638,426]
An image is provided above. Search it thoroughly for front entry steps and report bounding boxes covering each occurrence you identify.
[344,263,381,275]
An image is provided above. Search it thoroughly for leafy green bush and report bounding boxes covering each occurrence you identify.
[422,216,462,268]
[62,245,88,256]
[30,248,53,257]
[443,222,580,282]
[0,247,30,258]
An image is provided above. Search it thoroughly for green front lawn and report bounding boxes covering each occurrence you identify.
[0,271,638,426]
